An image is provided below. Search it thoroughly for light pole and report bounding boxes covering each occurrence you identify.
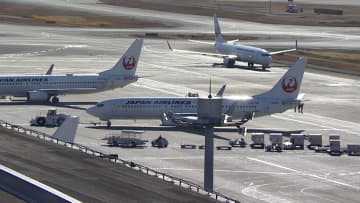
[269,0,272,14]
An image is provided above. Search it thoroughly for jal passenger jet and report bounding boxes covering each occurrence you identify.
[87,57,307,127]
[168,15,297,70]
[0,39,143,103]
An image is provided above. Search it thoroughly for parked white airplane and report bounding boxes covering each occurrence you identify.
[168,15,297,70]
[87,57,307,127]
[0,39,143,103]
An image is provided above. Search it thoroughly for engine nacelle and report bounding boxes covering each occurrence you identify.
[223,57,235,67]
[27,91,50,103]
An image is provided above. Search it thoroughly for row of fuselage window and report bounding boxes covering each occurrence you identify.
[119,104,258,110]
[0,81,100,86]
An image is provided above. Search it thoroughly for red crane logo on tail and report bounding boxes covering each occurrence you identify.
[282,76,297,93]
[123,56,136,70]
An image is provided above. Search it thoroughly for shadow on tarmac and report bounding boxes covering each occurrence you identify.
[212,63,271,72]
[87,125,304,140]
[0,100,96,110]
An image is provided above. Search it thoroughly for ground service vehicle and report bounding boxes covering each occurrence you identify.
[151,136,168,148]
[30,109,69,127]
[106,130,147,148]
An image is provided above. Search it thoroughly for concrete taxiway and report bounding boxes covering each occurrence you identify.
[0,1,359,202]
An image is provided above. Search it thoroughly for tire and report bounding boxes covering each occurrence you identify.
[36,117,46,126]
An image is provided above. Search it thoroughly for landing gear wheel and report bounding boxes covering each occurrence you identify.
[51,96,59,103]
[106,121,111,128]
[248,63,254,68]
[36,117,46,126]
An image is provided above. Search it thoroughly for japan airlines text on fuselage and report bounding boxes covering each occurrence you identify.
[87,57,307,126]
[0,39,143,103]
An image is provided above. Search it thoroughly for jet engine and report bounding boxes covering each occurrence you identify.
[223,57,235,67]
[27,90,50,103]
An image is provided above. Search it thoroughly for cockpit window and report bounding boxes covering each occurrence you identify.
[262,53,271,57]
[96,103,104,107]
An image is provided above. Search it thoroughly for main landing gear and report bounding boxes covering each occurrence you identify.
[106,121,112,128]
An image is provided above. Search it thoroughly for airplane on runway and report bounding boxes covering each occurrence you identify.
[87,57,307,127]
[167,15,297,70]
[0,39,143,103]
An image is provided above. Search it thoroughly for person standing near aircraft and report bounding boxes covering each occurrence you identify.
[0,39,143,103]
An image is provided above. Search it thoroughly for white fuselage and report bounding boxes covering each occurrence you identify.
[216,41,272,67]
[87,96,292,121]
[0,74,137,97]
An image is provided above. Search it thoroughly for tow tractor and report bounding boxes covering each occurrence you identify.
[30,108,69,127]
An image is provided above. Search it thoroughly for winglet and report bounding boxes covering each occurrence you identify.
[46,64,54,75]
[52,116,79,143]
[295,40,298,50]
[167,40,173,51]
[215,84,226,97]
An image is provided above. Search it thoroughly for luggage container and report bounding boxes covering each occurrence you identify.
[347,145,360,156]
[290,134,305,149]
[308,134,322,149]
[250,133,264,149]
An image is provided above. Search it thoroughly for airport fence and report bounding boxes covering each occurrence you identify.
[0,120,240,203]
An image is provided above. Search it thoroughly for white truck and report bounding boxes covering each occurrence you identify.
[30,109,69,127]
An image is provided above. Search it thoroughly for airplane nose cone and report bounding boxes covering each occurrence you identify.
[86,106,98,117]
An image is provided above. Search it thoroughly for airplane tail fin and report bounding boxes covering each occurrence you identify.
[52,116,79,143]
[216,84,226,97]
[46,64,54,75]
[100,39,143,77]
[256,57,307,100]
[214,14,225,43]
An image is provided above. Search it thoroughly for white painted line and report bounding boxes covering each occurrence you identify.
[0,164,82,203]
[130,83,183,96]
[247,157,360,191]
[271,114,360,136]
[304,112,360,127]
[152,167,290,175]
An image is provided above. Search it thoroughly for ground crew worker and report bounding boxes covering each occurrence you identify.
[299,102,304,113]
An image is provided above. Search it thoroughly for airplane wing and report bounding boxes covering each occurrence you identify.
[270,48,297,55]
[227,39,239,43]
[188,39,214,45]
[270,40,298,55]
[167,41,236,59]
[38,88,98,94]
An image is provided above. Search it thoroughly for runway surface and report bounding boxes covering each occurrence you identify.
[0,1,359,202]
